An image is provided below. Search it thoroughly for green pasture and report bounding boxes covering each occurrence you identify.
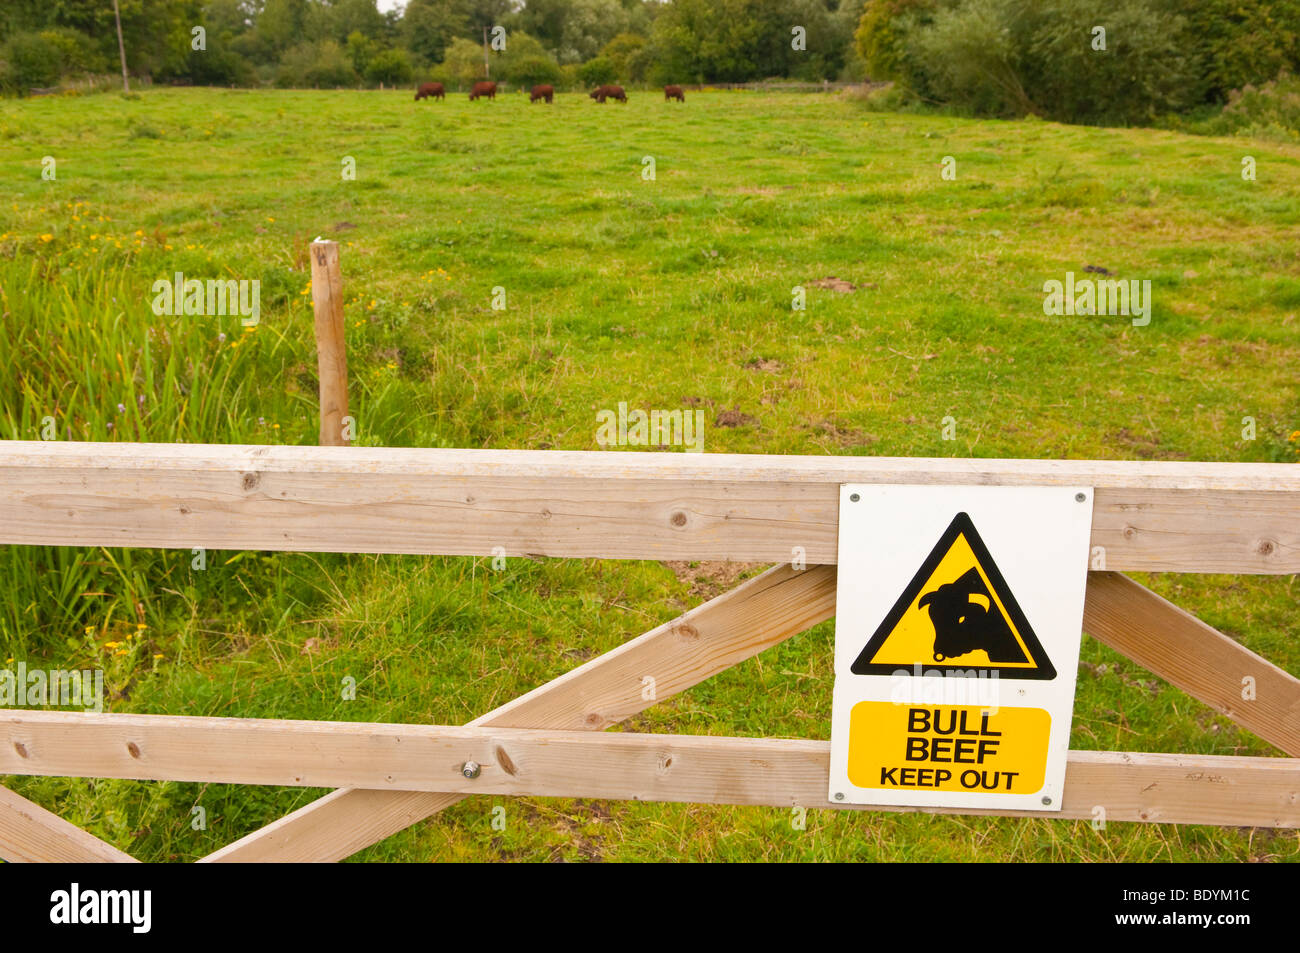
[0,88,1296,861]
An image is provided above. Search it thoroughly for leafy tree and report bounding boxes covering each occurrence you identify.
[1026,0,1203,123]
[601,31,645,79]
[329,0,387,42]
[899,0,1202,123]
[498,30,551,66]
[507,0,572,52]
[276,38,357,86]
[346,29,377,73]
[1163,0,1300,101]
[440,35,488,85]
[853,0,935,84]
[651,0,847,83]
[365,47,412,84]
[0,31,61,93]
[37,27,107,74]
[577,54,617,85]
[504,55,564,87]
[557,0,633,63]
[403,0,468,64]
[259,0,310,56]
[495,30,558,83]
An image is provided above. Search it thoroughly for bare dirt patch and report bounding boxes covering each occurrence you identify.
[661,560,766,600]
[715,407,759,428]
[808,276,858,292]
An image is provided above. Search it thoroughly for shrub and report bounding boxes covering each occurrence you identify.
[1195,71,1300,141]
[440,37,490,88]
[875,0,1203,124]
[560,63,583,90]
[1026,0,1203,124]
[276,41,357,88]
[1166,0,1300,101]
[38,28,108,76]
[423,64,455,90]
[365,49,413,86]
[347,32,378,75]
[577,55,617,87]
[179,39,256,87]
[906,0,1038,117]
[602,32,646,81]
[0,31,61,96]
[504,56,564,90]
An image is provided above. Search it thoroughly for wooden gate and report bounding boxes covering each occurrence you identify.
[0,240,1295,861]
[0,441,1296,862]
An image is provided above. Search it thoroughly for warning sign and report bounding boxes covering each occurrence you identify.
[847,702,1050,794]
[829,486,1092,812]
[850,513,1056,679]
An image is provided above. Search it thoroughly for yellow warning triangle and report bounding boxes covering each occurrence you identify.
[851,512,1056,680]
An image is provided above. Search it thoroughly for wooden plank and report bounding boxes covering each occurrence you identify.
[309,241,350,447]
[1084,571,1300,757]
[0,442,1296,571]
[2,714,1294,829]
[202,561,838,861]
[0,783,137,863]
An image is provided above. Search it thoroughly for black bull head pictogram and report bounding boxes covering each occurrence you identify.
[917,568,1030,664]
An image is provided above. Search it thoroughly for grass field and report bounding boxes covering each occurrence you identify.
[0,87,1297,862]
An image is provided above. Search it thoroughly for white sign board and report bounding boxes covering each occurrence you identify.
[829,485,1093,812]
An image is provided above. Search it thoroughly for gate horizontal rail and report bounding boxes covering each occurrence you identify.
[2,710,1295,829]
[1,441,1297,573]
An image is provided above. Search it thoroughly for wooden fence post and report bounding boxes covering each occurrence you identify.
[310,239,350,447]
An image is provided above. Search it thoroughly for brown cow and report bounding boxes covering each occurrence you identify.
[529,84,554,103]
[414,82,445,101]
[588,84,627,103]
[469,81,497,101]
[664,85,685,102]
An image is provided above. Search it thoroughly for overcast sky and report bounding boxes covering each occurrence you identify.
[376,0,406,12]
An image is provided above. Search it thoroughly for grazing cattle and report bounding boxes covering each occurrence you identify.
[917,568,1028,664]
[414,82,445,101]
[529,84,554,103]
[588,84,627,103]
[664,85,685,102]
[469,81,497,101]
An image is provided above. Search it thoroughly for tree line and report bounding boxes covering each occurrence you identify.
[2,0,1297,132]
[0,0,866,94]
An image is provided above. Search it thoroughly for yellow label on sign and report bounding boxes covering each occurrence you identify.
[847,702,1050,794]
